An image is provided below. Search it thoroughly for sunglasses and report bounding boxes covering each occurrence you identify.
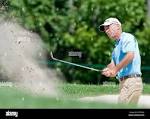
[98,25,110,32]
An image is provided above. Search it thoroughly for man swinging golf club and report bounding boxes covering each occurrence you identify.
[99,18,143,104]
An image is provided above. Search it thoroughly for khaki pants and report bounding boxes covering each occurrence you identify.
[118,77,143,104]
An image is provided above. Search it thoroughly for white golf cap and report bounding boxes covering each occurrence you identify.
[99,18,121,32]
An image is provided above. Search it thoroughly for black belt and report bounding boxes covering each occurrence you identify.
[120,74,141,81]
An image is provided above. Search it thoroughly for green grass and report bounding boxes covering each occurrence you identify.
[143,83,150,94]
[62,83,119,98]
[0,83,149,108]
[62,83,150,98]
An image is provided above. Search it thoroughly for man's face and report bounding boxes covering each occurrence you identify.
[104,24,120,40]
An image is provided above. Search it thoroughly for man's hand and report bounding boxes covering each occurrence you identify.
[102,67,118,77]
[102,68,111,77]
[109,67,118,77]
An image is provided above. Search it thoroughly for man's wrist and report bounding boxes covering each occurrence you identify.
[114,66,119,73]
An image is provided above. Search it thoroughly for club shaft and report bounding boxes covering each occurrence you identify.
[52,57,101,72]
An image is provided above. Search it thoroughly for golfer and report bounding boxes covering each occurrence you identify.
[99,18,143,104]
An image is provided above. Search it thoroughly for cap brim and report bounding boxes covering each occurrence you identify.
[99,25,105,32]
[98,22,111,32]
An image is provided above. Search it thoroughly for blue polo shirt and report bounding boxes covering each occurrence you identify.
[112,32,141,79]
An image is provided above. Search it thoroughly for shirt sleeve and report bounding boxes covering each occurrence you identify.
[122,36,136,53]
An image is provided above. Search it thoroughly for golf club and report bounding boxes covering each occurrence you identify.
[50,52,102,72]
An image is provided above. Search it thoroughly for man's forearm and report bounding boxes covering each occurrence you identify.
[115,52,134,72]
[102,52,134,77]
[107,60,115,69]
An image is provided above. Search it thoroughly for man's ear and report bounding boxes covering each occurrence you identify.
[117,24,121,30]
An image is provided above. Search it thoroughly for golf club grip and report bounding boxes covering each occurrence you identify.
[52,57,102,72]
